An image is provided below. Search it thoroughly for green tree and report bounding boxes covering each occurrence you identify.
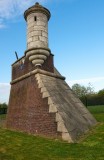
[0,103,8,109]
[0,103,8,114]
[98,89,104,96]
[72,83,94,98]
[72,83,94,107]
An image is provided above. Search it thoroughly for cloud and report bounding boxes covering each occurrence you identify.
[68,77,104,84]
[0,23,6,29]
[0,0,34,19]
[67,76,104,91]
[0,0,47,28]
[0,18,6,28]
[0,83,10,103]
[0,0,77,28]
[0,83,10,87]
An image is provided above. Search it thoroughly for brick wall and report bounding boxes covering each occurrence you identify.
[6,75,61,138]
[12,54,54,80]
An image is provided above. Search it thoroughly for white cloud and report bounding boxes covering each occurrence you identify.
[68,77,104,84]
[67,76,104,91]
[0,18,6,28]
[0,83,10,103]
[0,23,6,29]
[0,0,47,28]
[0,0,77,28]
[0,0,34,19]
[0,83,10,87]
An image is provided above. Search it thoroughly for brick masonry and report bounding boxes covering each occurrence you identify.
[12,54,54,81]
[6,74,61,138]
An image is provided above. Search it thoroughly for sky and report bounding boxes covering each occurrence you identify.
[0,0,104,103]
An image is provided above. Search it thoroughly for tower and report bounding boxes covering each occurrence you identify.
[6,3,97,142]
[24,2,51,66]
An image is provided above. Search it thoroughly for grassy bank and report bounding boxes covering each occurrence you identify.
[0,114,6,119]
[0,114,6,128]
[0,105,104,160]
[88,105,104,122]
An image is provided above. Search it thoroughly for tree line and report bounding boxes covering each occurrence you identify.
[0,83,104,114]
[0,103,8,114]
[72,83,104,106]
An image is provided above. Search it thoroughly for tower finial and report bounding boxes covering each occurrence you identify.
[35,2,39,5]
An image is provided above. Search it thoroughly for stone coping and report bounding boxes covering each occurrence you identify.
[25,47,52,55]
[12,48,54,66]
[11,69,65,84]
[12,55,25,66]
[24,2,51,21]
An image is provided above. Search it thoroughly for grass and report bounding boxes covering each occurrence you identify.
[0,114,6,128]
[0,105,104,160]
[87,105,104,122]
[0,114,6,119]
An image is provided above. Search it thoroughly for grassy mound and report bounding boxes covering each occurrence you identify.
[0,105,104,160]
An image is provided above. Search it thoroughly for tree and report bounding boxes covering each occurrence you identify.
[72,83,94,107]
[72,83,94,98]
[98,89,104,96]
[0,103,8,114]
[0,103,8,109]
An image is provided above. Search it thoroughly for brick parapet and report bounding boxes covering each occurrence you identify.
[12,54,54,81]
[11,69,65,84]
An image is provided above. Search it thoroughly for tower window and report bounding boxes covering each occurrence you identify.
[34,16,37,21]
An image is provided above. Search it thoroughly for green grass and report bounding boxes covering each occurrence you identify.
[0,105,104,160]
[87,105,104,122]
[0,114,6,128]
[0,114,6,119]
[88,105,104,114]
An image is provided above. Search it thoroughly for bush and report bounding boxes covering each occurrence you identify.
[0,103,8,114]
[80,93,104,106]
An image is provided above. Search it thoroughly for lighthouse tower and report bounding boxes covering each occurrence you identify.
[6,3,97,142]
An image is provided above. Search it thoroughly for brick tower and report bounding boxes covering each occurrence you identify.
[6,2,97,142]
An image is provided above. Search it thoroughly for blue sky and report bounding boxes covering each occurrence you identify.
[0,0,104,103]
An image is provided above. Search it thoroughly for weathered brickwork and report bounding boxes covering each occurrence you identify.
[12,54,54,81]
[7,75,61,138]
[6,3,57,138]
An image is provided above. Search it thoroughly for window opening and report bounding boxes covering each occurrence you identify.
[34,16,37,21]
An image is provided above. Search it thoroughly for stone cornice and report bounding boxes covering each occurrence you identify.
[24,2,51,21]
[11,69,65,84]
[25,47,51,55]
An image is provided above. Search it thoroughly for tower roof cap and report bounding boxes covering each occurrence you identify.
[24,2,51,21]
